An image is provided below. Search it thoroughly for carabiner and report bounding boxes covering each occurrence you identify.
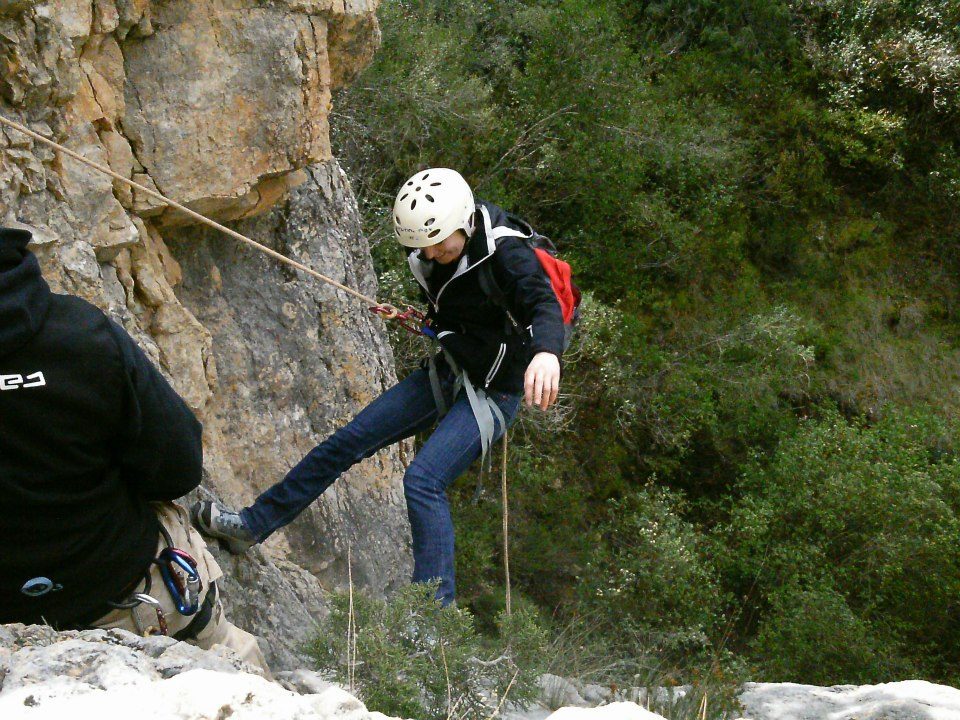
[132,592,169,636]
[156,548,202,615]
[370,303,429,336]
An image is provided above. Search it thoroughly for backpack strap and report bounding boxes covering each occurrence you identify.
[477,205,527,333]
[479,205,528,246]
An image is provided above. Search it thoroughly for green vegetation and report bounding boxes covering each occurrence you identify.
[327,0,960,699]
[308,584,545,720]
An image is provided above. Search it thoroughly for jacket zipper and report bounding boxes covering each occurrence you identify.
[409,251,497,314]
[484,342,507,387]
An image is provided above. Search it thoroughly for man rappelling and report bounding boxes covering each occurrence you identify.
[192,168,567,606]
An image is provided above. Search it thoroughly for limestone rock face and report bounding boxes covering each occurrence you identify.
[737,680,960,720]
[170,162,412,596]
[0,0,410,671]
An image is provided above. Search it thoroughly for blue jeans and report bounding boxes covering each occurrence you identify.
[241,363,521,605]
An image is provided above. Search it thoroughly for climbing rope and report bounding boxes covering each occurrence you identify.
[0,114,420,325]
[502,428,512,617]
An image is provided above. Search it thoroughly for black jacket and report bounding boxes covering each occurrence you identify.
[408,201,565,394]
[0,228,203,627]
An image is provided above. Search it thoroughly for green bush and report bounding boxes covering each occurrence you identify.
[717,407,960,683]
[307,584,546,720]
[750,585,918,684]
[579,485,726,662]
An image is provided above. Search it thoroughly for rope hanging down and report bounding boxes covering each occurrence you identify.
[0,114,416,324]
[501,428,512,617]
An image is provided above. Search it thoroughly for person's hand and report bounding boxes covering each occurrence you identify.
[524,352,560,410]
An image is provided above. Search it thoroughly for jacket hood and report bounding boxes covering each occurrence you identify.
[0,227,51,358]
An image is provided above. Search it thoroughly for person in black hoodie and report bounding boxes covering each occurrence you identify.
[0,226,267,670]
[193,168,564,606]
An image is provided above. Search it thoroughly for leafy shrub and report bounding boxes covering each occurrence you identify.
[307,583,546,720]
[717,406,960,683]
[332,0,960,688]
[750,585,918,684]
[791,0,960,119]
[579,485,726,662]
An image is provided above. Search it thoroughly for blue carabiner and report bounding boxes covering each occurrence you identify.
[156,548,202,615]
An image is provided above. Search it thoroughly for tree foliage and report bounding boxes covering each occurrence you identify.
[331,0,960,687]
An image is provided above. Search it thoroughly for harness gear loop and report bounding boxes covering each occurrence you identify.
[107,569,152,610]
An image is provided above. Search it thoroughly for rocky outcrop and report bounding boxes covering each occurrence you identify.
[0,623,392,720]
[171,162,411,596]
[0,625,670,720]
[0,0,411,670]
[738,680,960,720]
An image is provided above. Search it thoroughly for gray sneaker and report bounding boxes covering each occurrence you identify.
[190,500,256,554]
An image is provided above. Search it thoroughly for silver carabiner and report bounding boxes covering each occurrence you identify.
[132,593,169,636]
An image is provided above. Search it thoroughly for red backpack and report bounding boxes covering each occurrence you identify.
[478,211,581,350]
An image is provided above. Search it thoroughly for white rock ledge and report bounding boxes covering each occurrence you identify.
[738,680,960,720]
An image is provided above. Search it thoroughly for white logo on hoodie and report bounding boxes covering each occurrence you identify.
[0,371,46,391]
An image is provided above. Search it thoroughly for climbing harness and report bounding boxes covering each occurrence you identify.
[426,347,506,472]
[103,525,204,636]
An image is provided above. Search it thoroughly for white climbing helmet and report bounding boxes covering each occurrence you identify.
[393,168,476,248]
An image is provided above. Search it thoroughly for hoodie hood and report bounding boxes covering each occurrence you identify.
[0,227,51,358]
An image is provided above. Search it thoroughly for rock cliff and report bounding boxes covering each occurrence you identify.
[0,0,411,669]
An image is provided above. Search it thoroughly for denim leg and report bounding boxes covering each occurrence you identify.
[242,368,447,541]
[404,388,521,605]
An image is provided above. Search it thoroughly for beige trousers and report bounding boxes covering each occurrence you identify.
[89,502,270,675]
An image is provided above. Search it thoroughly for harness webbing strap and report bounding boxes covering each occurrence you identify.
[428,349,505,472]
[427,354,448,418]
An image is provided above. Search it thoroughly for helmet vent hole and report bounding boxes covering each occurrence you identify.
[410,199,417,210]
[422,173,430,180]
[400,193,409,201]
[430,182,441,187]
[425,194,434,202]
[407,181,413,186]
[394,216,400,225]
[428,229,442,238]
[424,218,435,227]
[416,186,421,191]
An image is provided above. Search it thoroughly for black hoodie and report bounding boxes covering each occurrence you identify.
[0,228,203,627]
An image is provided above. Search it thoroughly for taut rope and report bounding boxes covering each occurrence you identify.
[502,429,512,616]
[0,114,385,309]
